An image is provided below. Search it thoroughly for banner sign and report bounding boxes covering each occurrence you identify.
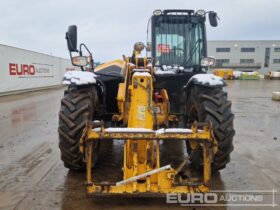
[0,44,73,94]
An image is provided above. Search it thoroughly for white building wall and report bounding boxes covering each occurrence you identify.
[207,40,280,74]
[0,44,75,95]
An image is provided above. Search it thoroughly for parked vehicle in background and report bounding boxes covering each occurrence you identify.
[212,68,234,80]
[265,70,280,80]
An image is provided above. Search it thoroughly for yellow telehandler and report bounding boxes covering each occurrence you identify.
[58,9,234,195]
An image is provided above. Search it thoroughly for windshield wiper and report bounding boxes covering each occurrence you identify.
[183,39,202,67]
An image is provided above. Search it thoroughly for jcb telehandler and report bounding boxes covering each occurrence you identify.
[58,9,234,195]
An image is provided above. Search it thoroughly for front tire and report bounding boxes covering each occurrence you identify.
[186,86,235,171]
[58,86,100,170]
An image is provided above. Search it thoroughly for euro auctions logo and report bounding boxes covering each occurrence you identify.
[166,190,278,207]
[167,193,219,205]
[9,63,35,76]
[9,63,53,77]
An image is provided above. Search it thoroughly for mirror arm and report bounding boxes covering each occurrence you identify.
[68,51,83,70]
[69,51,74,66]
[79,43,94,71]
[80,43,92,56]
[77,46,84,71]
[69,51,85,71]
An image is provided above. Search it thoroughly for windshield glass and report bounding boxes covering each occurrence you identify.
[154,19,204,67]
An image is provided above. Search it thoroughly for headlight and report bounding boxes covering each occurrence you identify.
[201,57,215,67]
[153,9,162,16]
[72,56,88,66]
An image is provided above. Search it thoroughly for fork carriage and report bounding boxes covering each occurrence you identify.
[80,120,216,194]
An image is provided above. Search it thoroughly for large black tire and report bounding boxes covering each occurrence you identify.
[186,86,235,171]
[58,86,100,170]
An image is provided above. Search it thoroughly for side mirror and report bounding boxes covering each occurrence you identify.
[66,25,78,52]
[209,12,218,27]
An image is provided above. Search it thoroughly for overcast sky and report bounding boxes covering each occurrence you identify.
[1,0,280,61]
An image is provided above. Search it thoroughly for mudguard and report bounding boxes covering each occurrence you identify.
[62,70,107,116]
[184,73,226,90]
[62,70,97,85]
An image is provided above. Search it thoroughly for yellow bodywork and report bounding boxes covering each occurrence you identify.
[95,59,126,73]
[80,53,216,195]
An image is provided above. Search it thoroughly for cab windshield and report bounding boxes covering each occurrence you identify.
[154,18,205,67]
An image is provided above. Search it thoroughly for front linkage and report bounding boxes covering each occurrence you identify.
[80,120,217,195]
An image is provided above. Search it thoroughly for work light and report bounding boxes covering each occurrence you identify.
[196,9,206,16]
[153,9,162,16]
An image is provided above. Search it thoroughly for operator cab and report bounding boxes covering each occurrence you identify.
[147,9,218,114]
[147,9,217,74]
